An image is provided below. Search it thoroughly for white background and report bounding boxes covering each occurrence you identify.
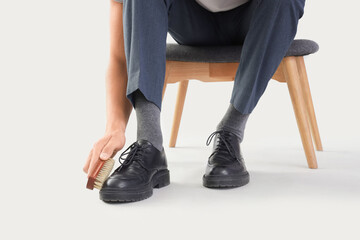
[1,0,359,239]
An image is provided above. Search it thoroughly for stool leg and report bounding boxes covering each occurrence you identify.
[296,57,323,151]
[283,57,318,169]
[169,80,189,148]
[162,61,172,101]
[162,82,167,100]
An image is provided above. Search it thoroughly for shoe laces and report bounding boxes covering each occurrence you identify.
[206,130,237,160]
[118,142,148,171]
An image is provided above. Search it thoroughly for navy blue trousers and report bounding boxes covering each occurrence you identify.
[122,0,305,114]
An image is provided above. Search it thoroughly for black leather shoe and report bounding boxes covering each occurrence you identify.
[203,130,249,188]
[99,139,170,202]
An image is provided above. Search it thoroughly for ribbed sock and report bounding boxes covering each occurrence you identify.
[133,90,163,151]
[216,103,250,143]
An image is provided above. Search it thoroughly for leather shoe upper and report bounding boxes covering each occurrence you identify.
[101,139,168,191]
[204,130,248,177]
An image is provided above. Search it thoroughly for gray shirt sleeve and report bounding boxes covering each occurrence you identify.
[113,0,123,2]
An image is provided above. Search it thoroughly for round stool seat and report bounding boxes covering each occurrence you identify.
[166,39,319,63]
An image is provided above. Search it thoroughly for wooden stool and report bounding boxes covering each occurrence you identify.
[162,39,322,169]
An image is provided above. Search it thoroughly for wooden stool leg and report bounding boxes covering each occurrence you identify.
[283,57,318,169]
[162,82,167,100]
[162,62,172,101]
[296,57,323,151]
[169,80,189,148]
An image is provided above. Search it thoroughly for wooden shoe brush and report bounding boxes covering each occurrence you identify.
[86,158,115,190]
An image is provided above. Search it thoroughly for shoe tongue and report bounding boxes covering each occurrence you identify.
[213,131,241,159]
[221,130,239,140]
[137,139,153,148]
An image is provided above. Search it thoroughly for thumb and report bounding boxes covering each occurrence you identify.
[99,151,112,160]
[100,136,124,160]
[100,143,117,160]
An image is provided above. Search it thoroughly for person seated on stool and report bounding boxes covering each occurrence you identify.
[83,0,306,202]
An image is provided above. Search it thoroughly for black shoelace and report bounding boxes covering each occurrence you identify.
[206,130,237,160]
[117,142,148,171]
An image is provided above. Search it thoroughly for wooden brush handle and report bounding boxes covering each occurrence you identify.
[86,159,106,190]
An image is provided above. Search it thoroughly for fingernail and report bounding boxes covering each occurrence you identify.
[100,153,109,160]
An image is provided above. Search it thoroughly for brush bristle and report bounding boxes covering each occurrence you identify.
[93,158,115,190]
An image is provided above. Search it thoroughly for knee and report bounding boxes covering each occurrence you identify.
[262,0,305,9]
[263,0,305,18]
[279,0,305,11]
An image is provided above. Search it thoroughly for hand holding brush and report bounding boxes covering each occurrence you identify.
[83,129,126,190]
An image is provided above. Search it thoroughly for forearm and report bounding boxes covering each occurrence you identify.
[105,1,132,133]
[105,59,132,133]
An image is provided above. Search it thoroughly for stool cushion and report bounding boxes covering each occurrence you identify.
[166,39,319,63]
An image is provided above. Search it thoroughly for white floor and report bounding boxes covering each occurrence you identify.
[80,142,360,240]
[4,129,359,240]
[41,147,360,239]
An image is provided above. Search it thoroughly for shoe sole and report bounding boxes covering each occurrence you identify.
[99,169,170,203]
[202,171,250,188]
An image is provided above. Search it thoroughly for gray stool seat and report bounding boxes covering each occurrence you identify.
[166,39,319,63]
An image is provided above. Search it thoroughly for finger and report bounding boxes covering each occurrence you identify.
[100,137,123,160]
[88,136,111,177]
[83,148,93,173]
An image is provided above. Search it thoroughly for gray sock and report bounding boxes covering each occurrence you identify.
[216,103,250,143]
[133,90,163,151]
